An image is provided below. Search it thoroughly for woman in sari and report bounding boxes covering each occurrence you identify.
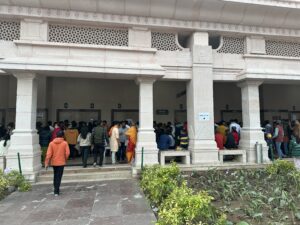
[125,123,137,163]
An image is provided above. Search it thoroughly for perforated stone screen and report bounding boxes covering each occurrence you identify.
[151,32,182,51]
[49,24,128,46]
[266,40,300,57]
[217,36,245,54]
[0,21,20,41]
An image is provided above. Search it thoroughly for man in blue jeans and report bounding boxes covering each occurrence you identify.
[273,120,286,159]
[118,121,129,162]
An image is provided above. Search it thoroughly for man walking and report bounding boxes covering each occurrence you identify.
[92,121,109,167]
[45,130,70,196]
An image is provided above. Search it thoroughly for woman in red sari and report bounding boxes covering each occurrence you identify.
[125,123,137,163]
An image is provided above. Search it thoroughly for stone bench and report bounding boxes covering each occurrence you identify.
[219,150,247,163]
[159,150,190,166]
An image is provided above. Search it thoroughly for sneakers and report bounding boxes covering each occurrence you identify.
[54,194,59,197]
[93,162,97,167]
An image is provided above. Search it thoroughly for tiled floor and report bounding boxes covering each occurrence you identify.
[0,179,156,225]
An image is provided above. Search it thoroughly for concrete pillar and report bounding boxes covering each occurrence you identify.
[187,32,219,164]
[135,77,158,166]
[237,80,268,163]
[6,72,41,181]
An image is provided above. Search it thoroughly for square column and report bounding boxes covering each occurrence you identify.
[135,77,158,166]
[6,72,41,181]
[237,80,269,163]
[187,32,219,164]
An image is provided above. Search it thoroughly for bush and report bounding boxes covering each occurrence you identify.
[266,159,296,175]
[140,163,183,207]
[18,181,32,192]
[156,184,227,225]
[0,169,31,200]
[0,175,9,199]
[4,170,26,187]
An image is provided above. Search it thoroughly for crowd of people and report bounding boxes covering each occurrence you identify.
[42,119,137,196]
[213,118,300,160]
[214,119,241,151]
[154,121,189,151]
[3,117,300,165]
[39,119,138,168]
[262,119,300,159]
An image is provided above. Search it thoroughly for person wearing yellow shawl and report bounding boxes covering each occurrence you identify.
[125,122,137,163]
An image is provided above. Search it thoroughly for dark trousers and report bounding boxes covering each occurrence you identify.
[69,144,76,158]
[81,146,90,167]
[53,166,64,195]
[117,142,126,161]
[94,144,105,166]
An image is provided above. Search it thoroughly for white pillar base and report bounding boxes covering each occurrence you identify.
[6,130,41,181]
[189,140,219,164]
[134,129,158,167]
[239,128,269,163]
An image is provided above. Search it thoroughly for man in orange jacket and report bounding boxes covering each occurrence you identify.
[45,130,70,196]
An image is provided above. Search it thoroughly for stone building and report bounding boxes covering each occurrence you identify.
[0,0,299,180]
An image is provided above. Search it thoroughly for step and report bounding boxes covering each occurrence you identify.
[40,165,131,175]
[36,170,132,184]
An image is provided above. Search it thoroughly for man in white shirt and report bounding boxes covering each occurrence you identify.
[229,119,241,134]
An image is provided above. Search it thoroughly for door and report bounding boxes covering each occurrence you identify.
[111,109,139,123]
[221,110,242,122]
[57,109,101,122]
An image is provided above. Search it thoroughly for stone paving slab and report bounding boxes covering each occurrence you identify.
[0,179,156,225]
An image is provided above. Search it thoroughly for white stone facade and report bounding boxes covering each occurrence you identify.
[0,0,299,179]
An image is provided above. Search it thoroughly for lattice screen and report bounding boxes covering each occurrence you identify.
[49,24,128,46]
[217,36,245,54]
[151,32,182,51]
[0,21,20,41]
[266,40,300,57]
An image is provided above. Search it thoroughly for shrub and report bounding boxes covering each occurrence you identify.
[4,170,26,187]
[140,163,183,207]
[156,184,227,225]
[0,169,32,200]
[18,181,32,192]
[0,175,9,199]
[266,159,296,175]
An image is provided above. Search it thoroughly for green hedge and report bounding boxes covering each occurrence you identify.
[140,163,226,225]
[266,159,296,175]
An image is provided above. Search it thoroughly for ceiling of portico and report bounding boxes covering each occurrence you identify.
[1,0,300,30]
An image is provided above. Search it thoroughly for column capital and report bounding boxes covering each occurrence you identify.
[12,71,36,80]
[190,32,209,47]
[237,80,263,88]
[128,27,151,48]
[135,77,156,85]
[245,35,266,55]
[20,18,48,41]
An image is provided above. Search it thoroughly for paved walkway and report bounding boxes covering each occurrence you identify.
[0,179,156,225]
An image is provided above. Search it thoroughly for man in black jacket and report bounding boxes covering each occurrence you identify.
[92,121,109,167]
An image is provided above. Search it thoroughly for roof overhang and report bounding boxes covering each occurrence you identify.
[0,0,300,30]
